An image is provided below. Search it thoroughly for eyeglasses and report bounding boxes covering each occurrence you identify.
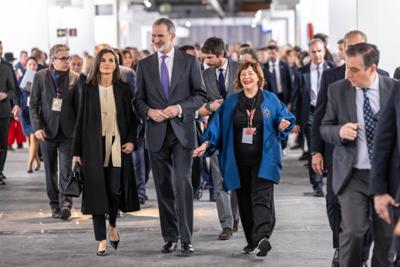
[54,56,71,61]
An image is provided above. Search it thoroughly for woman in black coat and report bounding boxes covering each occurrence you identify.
[72,48,140,256]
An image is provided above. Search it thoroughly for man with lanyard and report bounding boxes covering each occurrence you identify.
[30,44,80,220]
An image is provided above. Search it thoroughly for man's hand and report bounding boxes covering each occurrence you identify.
[312,152,324,175]
[278,119,290,131]
[12,105,21,120]
[374,194,399,224]
[0,92,7,101]
[193,142,208,158]
[339,123,359,141]
[292,125,300,134]
[34,130,47,141]
[73,156,82,166]
[147,108,169,123]
[198,104,211,117]
[209,99,223,112]
[163,105,180,119]
[122,142,134,154]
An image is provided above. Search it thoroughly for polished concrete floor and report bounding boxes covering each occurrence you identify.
[0,147,333,267]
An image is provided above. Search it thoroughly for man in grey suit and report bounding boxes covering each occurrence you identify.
[199,37,240,240]
[0,40,16,185]
[134,18,207,255]
[320,43,393,267]
[30,44,80,220]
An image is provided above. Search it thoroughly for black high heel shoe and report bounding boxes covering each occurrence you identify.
[110,232,120,250]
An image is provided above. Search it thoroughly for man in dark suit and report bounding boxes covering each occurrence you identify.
[198,37,240,241]
[320,43,393,267]
[310,30,390,266]
[30,44,80,220]
[0,40,16,185]
[368,76,400,267]
[134,18,207,255]
[263,45,293,106]
[294,38,335,197]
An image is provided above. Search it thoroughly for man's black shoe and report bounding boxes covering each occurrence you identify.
[0,172,6,180]
[313,189,324,197]
[60,207,71,220]
[138,196,145,205]
[161,242,177,253]
[241,244,256,254]
[0,178,5,185]
[331,248,339,267]
[181,242,194,256]
[52,208,61,218]
[254,237,272,257]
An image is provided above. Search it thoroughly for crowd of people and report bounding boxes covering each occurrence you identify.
[1,17,400,266]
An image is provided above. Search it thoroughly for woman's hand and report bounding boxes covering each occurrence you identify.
[192,142,208,158]
[278,119,291,132]
[122,142,134,154]
[73,156,82,166]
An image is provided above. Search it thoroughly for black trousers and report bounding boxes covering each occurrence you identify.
[235,164,275,247]
[326,165,341,249]
[0,117,10,172]
[40,131,73,210]
[93,165,121,241]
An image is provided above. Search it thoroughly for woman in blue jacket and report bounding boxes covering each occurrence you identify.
[193,62,295,257]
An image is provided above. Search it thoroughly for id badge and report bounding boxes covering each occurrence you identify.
[27,96,30,107]
[242,128,255,144]
[52,98,63,112]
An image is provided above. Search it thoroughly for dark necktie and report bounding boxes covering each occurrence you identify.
[218,68,227,99]
[362,88,376,161]
[160,55,170,99]
[271,63,278,93]
[317,66,321,91]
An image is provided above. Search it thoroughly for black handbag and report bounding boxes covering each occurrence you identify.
[65,163,83,197]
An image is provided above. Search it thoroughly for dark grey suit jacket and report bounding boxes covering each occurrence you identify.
[134,50,207,152]
[0,62,16,119]
[202,60,240,101]
[320,75,395,194]
[29,69,80,139]
[368,80,400,200]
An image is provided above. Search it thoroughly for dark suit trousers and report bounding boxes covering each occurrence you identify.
[338,169,393,267]
[235,164,275,247]
[0,117,10,172]
[326,165,341,249]
[40,130,73,210]
[92,166,121,241]
[149,123,194,243]
[305,107,323,190]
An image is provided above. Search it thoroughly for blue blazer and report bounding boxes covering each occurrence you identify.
[201,90,296,191]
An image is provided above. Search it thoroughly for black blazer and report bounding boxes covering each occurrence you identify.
[0,62,16,119]
[29,69,80,139]
[134,50,207,152]
[294,61,335,131]
[72,81,139,214]
[263,60,293,105]
[311,64,389,167]
[369,80,400,201]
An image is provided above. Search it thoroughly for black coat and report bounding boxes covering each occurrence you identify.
[72,81,140,215]
[263,60,293,105]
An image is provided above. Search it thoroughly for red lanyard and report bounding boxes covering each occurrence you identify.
[246,109,256,128]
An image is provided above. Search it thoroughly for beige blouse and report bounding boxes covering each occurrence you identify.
[99,85,121,167]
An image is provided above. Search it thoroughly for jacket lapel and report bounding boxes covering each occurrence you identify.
[45,70,56,98]
[378,75,391,116]
[169,50,186,96]
[344,80,358,122]
[148,53,166,100]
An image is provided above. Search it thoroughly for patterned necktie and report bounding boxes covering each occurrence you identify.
[218,68,227,99]
[160,55,170,99]
[362,88,376,161]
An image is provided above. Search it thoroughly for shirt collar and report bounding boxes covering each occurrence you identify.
[357,73,379,91]
[218,59,228,71]
[311,61,324,71]
[158,47,175,61]
[270,59,279,67]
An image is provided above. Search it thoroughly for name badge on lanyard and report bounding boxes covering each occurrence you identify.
[242,108,256,144]
[52,98,63,112]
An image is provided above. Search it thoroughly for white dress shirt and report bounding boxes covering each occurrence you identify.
[310,61,323,107]
[353,74,380,169]
[157,48,175,85]
[269,59,283,93]
[215,59,229,89]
